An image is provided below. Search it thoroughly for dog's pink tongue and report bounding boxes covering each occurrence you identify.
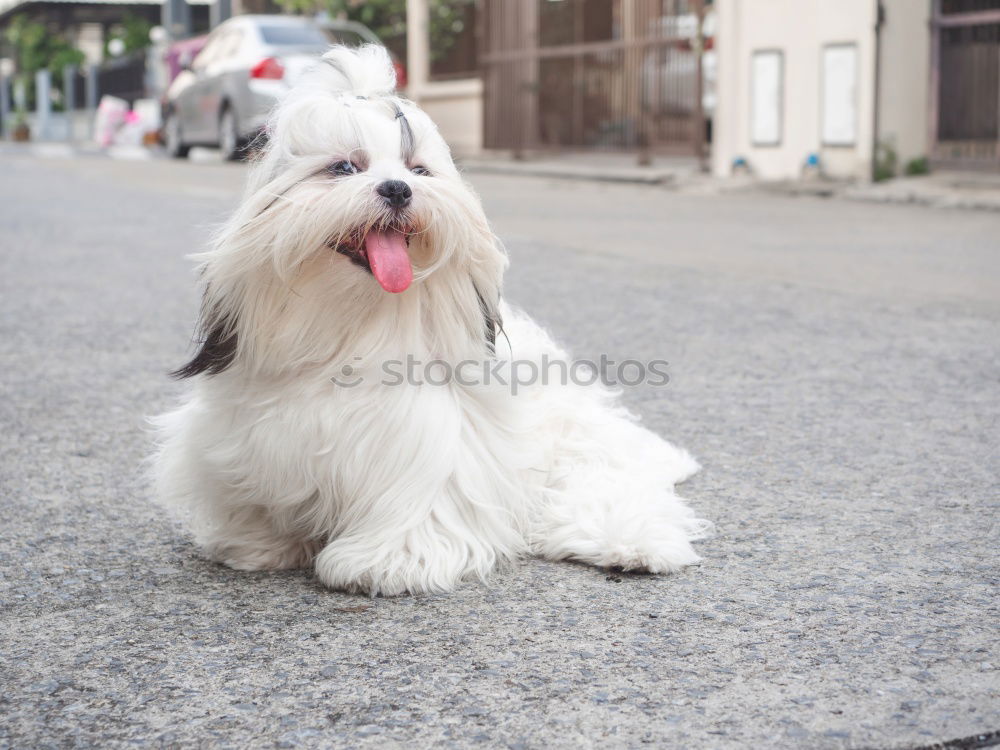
[364,229,412,293]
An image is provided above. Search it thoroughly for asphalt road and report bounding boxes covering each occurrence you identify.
[1,152,998,749]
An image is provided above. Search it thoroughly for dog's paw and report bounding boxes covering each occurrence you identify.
[314,550,447,596]
[534,508,707,575]
[593,539,701,574]
[314,536,493,596]
[209,539,319,572]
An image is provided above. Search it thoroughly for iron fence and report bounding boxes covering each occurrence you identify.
[97,53,148,106]
[481,0,706,160]
[930,0,1000,169]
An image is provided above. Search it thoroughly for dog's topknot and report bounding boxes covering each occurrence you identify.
[313,44,397,99]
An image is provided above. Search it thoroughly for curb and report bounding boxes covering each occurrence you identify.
[457,161,683,186]
[841,186,1000,213]
[749,177,1000,213]
[0,142,155,161]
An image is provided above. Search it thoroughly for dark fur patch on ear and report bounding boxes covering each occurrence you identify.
[484,315,497,354]
[474,285,499,355]
[171,314,238,379]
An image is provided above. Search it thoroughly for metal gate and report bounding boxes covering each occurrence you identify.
[481,0,706,160]
[930,0,1000,169]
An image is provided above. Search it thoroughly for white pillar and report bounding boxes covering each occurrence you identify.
[211,0,231,29]
[405,0,429,102]
[35,69,51,141]
[0,70,10,139]
[711,0,740,177]
[62,65,76,141]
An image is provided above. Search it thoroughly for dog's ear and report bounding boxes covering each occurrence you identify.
[464,212,507,357]
[171,295,238,379]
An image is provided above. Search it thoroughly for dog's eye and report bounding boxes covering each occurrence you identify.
[410,165,431,176]
[329,160,360,176]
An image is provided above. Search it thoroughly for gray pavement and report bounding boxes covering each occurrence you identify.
[1,153,998,749]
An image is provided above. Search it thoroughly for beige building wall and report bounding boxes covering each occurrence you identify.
[713,0,879,180]
[877,0,930,168]
[408,79,483,158]
[405,0,483,157]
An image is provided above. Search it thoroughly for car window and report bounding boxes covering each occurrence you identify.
[258,24,330,46]
[324,29,366,47]
[192,31,222,69]
[220,29,243,58]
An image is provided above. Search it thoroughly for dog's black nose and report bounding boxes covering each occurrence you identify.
[376,180,412,208]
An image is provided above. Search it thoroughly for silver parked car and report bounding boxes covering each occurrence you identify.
[164,15,383,160]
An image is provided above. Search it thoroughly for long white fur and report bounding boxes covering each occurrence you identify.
[153,45,710,596]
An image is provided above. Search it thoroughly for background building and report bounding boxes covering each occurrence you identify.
[5,0,998,177]
[404,0,482,157]
[712,0,929,180]
[712,0,1000,180]
[407,0,712,161]
[929,0,1000,171]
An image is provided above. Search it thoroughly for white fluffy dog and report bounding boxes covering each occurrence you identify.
[154,45,709,596]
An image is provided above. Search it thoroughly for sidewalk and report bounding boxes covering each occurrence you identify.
[458,151,703,186]
[0,140,154,161]
[460,152,1000,212]
[841,171,1000,212]
[759,173,1000,213]
[0,140,230,164]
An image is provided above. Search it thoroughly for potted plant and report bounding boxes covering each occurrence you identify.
[5,14,84,141]
[11,109,30,141]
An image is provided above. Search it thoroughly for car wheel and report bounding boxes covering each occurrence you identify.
[219,106,242,161]
[164,111,190,159]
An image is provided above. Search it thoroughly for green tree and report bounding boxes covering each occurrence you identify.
[270,0,474,64]
[105,13,154,57]
[5,15,85,109]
